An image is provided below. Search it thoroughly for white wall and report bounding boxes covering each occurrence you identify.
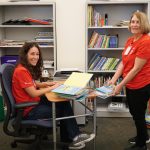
[42,0,86,71]
[55,0,86,71]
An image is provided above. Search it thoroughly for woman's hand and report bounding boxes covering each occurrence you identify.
[45,81,58,86]
[112,84,123,96]
[49,82,61,90]
[106,79,115,86]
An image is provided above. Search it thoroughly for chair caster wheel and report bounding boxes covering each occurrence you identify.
[11,142,17,148]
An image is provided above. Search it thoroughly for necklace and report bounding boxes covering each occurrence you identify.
[133,34,143,42]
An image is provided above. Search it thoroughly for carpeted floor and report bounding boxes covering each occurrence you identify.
[0,117,150,150]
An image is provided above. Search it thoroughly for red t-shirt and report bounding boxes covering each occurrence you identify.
[122,34,150,89]
[12,64,40,116]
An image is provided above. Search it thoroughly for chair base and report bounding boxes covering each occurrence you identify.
[11,136,70,150]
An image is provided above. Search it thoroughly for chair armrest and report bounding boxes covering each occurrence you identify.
[15,102,39,109]
[13,102,38,135]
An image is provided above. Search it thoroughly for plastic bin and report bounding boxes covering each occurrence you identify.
[1,55,19,65]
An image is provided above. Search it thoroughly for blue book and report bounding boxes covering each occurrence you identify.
[95,85,114,99]
[96,85,114,95]
[52,84,83,95]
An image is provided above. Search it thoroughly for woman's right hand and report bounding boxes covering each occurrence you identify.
[106,79,115,86]
[49,82,61,90]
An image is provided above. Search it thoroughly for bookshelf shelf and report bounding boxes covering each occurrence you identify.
[86,0,149,117]
[88,26,128,29]
[0,2,56,76]
[0,25,53,28]
[88,70,116,73]
[88,48,124,51]
[0,45,54,48]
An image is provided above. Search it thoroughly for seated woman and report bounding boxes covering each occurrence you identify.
[12,42,95,150]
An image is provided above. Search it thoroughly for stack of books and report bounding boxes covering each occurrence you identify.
[25,17,53,25]
[95,85,114,99]
[34,32,54,46]
[52,72,93,101]
[116,20,130,27]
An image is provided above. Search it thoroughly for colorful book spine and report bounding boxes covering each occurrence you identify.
[109,58,120,70]
[88,31,99,48]
[88,53,99,68]
[89,54,101,70]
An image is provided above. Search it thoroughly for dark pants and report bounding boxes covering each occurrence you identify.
[126,84,150,146]
[25,96,80,142]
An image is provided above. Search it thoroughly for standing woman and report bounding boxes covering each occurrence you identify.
[109,11,150,150]
[12,42,95,149]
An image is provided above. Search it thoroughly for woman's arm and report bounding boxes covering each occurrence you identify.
[35,81,58,88]
[113,57,147,95]
[24,82,60,98]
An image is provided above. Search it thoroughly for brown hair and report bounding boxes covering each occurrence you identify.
[128,11,150,34]
[18,42,43,80]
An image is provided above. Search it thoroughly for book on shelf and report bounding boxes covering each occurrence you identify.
[116,20,129,27]
[88,31,99,48]
[88,54,101,70]
[109,35,118,48]
[109,58,120,70]
[25,18,53,25]
[97,57,107,70]
[52,72,93,101]
[88,53,99,68]
[88,5,94,27]
[107,58,116,70]
[94,35,103,48]
[93,56,105,71]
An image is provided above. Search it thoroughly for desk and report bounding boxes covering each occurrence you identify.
[45,91,97,149]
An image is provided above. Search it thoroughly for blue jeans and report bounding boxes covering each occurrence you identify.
[126,84,150,146]
[25,96,80,142]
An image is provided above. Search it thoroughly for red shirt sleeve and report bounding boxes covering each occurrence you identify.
[15,69,34,89]
[136,40,150,60]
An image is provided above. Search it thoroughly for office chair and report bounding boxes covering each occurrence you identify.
[0,63,53,149]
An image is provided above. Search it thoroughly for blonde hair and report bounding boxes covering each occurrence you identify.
[128,11,150,34]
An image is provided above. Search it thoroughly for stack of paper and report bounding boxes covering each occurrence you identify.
[95,85,114,99]
[52,72,93,101]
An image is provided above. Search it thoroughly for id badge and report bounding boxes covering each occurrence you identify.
[124,46,132,55]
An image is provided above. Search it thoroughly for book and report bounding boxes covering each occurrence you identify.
[88,53,99,68]
[52,72,93,99]
[63,72,93,88]
[57,89,89,101]
[95,85,114,99]
[52,84,83,95]
[25,18,52,25]
[88,31,99,48]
